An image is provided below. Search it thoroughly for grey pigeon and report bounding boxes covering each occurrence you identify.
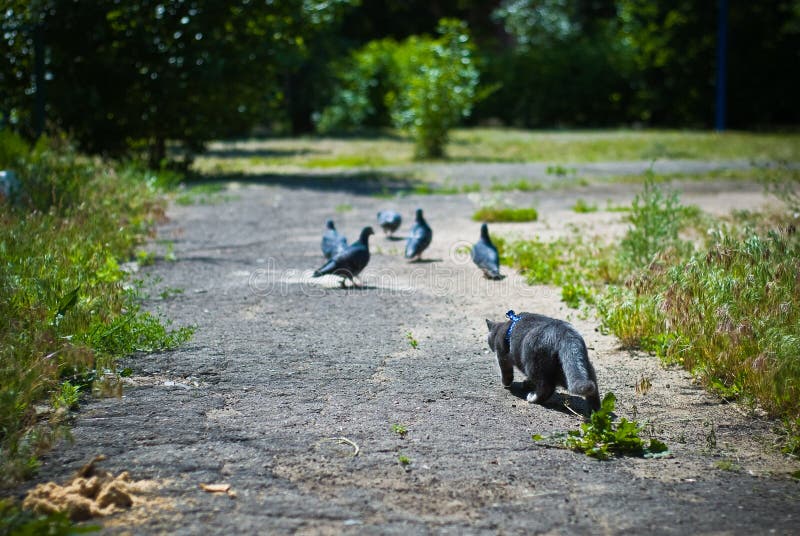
[313,226,375,287]
[321,219,347,260]
[405,208,432,261]
[472,223,503,280]
[377,210,402,236]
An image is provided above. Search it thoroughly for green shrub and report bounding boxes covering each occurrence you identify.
[0,498,97,535]
[318,19,480,159]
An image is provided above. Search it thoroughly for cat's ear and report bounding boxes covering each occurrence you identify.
[486,319,495,331]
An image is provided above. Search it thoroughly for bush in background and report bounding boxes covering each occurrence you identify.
[318,19,480,159]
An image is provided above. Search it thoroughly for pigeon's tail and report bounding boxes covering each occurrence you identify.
[313,260,336,278]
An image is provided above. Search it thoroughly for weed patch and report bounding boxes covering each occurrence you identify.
[405,332,419,350]
[533,393,669,460]
[494,233,618,308]
[572,199,598,213]
[472,206,538,223]
[391,424,408,437]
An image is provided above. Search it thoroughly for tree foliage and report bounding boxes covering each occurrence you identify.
[2,0,799,163]
[318,19,479,159]
[2,0,354,164]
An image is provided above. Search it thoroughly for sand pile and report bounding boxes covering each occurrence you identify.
[23,455,157,521]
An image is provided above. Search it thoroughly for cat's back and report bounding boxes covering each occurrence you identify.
[517,313,583,345]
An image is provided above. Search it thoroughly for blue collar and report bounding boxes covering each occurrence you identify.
[505,310,521,344]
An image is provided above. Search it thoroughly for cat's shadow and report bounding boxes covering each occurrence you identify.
[507,381,601,418]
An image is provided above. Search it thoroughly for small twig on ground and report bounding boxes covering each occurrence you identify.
[322,436,360,457]
[562,402,585,420]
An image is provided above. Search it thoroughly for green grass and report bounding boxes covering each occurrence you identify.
[489,178,543,192]
[572,198,598,213]
[0,132,193,486]
[174,182,238,205]
[409,181,481,195]
[405,331,419,349]
[335,203,353,213]
[497,170,800,451]
[391,423,409,437]
[472,206,539,223]
[0,498,98,535]
[494,231,618,308]
[194,129,800,172]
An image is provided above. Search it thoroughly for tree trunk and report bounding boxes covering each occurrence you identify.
[149,136,166,169]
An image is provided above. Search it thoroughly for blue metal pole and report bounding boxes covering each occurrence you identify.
[715,0,728,131]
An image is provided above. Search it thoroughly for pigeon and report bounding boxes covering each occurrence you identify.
[472,223,503,280]
[377,210,402,236]
[321,219,347,260]
[313,226,375,287]
[405,208,432,261]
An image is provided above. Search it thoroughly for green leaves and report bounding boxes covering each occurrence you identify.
[319,18,480,159]
[533,392,670,460]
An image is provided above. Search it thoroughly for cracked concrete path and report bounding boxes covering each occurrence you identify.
[26,174,800,534]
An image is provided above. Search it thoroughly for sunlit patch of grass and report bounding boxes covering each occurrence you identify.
[192,129,800,172]
[607,167,772,185]
[472,206,538,223]
[489,178,543,192]
[335,203,353,213]
[411,181,481,195]
[494,232,619,308]
[302,154,395,168]
[174,183,238,205]
[448,129,800,163]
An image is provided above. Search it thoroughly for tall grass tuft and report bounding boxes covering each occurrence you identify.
[0,131,192,485]
[619,172,693,268]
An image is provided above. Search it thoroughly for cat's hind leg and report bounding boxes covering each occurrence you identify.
[526,381,555,405]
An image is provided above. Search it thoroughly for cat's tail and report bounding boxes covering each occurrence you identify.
[559,338,600,411]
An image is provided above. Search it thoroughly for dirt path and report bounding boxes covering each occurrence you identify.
[29,174,799,533]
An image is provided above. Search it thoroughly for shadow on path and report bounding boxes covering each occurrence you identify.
[186,170,425,197]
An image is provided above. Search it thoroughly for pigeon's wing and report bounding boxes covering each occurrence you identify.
[322,230,347,259]
[344,246,370,276]
[405,223,432,258]
[378,211,402,233]
[315,244,369,278]
[387,212,402,232]
[472,240,501,278]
